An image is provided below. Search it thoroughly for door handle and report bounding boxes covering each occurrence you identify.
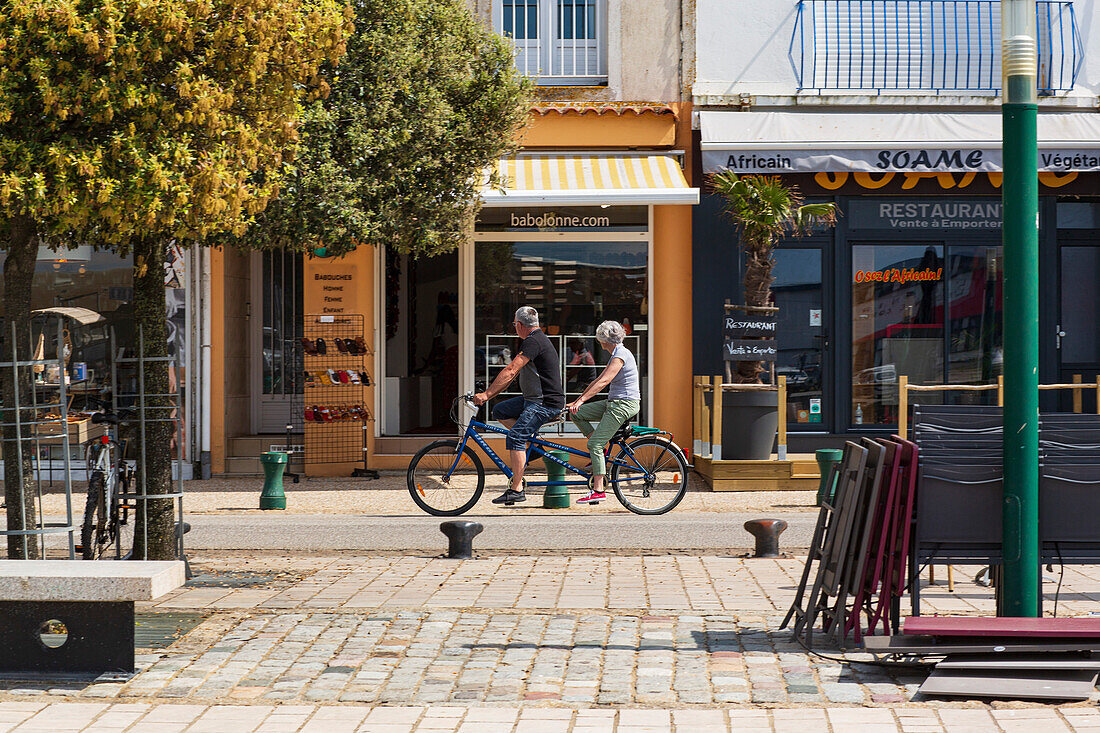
[1057,323,1066,350]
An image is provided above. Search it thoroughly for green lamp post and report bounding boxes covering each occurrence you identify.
[1000,0,1041,617]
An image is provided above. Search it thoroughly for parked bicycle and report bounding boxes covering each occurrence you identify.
[80,401,134,560]
[407,395,690,516]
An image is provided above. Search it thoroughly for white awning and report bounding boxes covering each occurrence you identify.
[700,111,1100,174]
[481,154,699,206]
[31,307,105,325]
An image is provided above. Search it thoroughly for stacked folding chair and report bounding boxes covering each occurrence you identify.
[847,436,920,641]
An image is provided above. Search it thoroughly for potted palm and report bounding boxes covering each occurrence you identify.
[709,173,838,459]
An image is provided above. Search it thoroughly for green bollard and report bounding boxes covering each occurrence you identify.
[260,452,288,510]
[815,449,844,506]
[542,450,571,509]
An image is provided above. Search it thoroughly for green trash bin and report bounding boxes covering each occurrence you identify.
[260,452,288,510]
[815,448,844,506]
[542,450,571,509]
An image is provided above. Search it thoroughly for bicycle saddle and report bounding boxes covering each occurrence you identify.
[91,412,119,425]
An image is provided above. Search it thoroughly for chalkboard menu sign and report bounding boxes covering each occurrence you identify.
[723,314,777,361]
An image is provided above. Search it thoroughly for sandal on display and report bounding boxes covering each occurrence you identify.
[316,338,327,355]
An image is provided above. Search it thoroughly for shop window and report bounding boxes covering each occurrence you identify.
[851,244,944,425]
[946,245,1003,389]
[0,246,190,461]
[474,241,648,432]
[851,242,1004,427]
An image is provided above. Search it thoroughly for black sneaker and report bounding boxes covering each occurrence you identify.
[491,489,526,505]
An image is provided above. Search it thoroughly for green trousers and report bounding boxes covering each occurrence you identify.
[570,399,641,476]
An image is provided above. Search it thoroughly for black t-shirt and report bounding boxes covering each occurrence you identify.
[517,329,564,410]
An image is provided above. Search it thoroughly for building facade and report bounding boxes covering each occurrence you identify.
[204,0,697,476]
[690,0,1100,448]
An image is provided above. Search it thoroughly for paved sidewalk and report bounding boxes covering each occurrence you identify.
[3,555,1100,731]
[3,702,1100,733]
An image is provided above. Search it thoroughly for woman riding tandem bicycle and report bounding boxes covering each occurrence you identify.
[566,320,640,505]
[406,308,689,516]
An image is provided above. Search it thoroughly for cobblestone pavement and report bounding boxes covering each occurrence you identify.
[4,702,1100,733]
[2,555,1100,731]
[145,555,1100,618]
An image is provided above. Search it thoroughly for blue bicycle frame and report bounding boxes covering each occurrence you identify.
[449,418,657,488]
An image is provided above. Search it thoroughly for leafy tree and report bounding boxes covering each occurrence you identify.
[245,0,530,258]
[709,173,838,383]
[0,0,352,558]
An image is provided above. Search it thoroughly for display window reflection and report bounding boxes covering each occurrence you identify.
[851,244,944,425]
[946,245,1003,393]
[474,241,648,431]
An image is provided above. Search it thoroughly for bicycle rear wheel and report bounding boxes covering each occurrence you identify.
[407,439,485,516]
[610,436,688,515]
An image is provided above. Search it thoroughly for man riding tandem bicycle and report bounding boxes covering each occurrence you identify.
[406,307,690,516]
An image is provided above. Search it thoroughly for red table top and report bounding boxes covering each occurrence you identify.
[904,617,1100,638]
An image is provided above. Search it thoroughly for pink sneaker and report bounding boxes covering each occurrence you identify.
[577,490,606,505]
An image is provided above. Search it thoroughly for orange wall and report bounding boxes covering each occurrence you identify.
[521,111,677,148]
[652,204,693,450]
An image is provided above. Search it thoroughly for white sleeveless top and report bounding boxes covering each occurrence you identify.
[608,344,640,401]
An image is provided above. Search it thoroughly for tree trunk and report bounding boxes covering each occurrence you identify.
[129,237,176,560]
[1,216,41,559]
[736,240,776,384]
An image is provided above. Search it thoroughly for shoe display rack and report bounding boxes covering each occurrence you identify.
[302,314,373,472]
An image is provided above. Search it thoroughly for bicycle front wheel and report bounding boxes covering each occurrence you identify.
[80,472,108,560]
[407,440,485,516]
[610,436,689,515]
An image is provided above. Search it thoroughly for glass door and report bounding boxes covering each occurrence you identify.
[1058,245,1100,412]
[252,250,304,434]
[773,248,829,430]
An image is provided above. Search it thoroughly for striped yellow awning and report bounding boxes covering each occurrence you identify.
[481,154,698,206]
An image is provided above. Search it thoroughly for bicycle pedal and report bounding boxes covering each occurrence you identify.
[504,501,515,506]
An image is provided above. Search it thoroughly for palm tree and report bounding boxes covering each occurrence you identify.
[710,173,838,383]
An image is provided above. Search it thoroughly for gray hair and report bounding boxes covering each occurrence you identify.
[515,306,539,328]
[596,320,626,345]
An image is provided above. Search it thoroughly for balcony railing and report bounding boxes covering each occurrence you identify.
[496,0,608,85]
[789,1,1082,93]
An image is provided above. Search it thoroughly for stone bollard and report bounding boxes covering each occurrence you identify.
[744,518,788,558]
[440,520,484,559]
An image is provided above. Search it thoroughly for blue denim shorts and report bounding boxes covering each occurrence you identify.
[493,396,559,451]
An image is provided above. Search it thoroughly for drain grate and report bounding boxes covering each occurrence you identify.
[135,612,207,649]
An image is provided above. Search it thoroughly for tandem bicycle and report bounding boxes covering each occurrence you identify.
[406,394,691,516]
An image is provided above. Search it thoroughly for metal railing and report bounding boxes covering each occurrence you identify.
[496,0,607,85]
[789,0,1082,93]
